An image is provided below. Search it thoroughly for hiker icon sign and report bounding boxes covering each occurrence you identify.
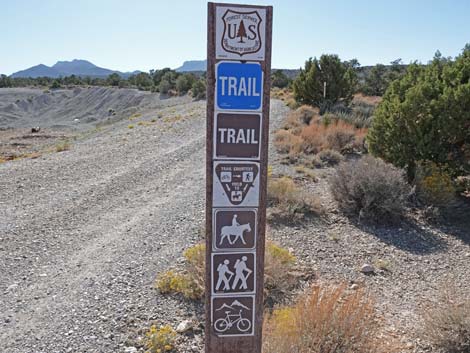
[213,161,260,207]
[213,209,257,251]
[212,252,255,295]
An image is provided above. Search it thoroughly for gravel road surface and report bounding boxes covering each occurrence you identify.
[0,92,288,353]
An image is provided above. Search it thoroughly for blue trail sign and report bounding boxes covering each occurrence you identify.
[216,61,263,111]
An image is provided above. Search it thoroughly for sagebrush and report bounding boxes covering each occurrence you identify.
[421,289,470,353]
[329,156,412,222]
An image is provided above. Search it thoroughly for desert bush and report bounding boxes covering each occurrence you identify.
[293,105,318,125]
[293,55,357,107]
[155,243,205,300]
[282,105,318,133]
[368,47,470,180]
[158,79,172,94]
[326,101,375,129]
[264,241,297,299]
[50,80,61,89]
[263,283,396,353]
[300,120,366,154]
[271,69,290,88]
[316,149,344,166]
[268,176,323,218]
[191,79,206,100]
[175,73,196,94]
[294,165,317,181]
[286,98,299,110]
[156,270,186,294]
[273,130,303,155]
[145,324,177,353]
[415,161,457,209]
[330,156,412,222]
[55,141,71,152]
[421,291,470,353]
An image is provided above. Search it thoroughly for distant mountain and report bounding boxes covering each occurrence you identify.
[10,59,138,79]
[175,60,207,72]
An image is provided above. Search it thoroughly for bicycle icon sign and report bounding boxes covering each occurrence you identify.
[212,296,255,336]
[215,310,251,333]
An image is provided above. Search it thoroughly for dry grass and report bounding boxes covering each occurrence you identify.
[353,93,382,106]
[264,241,297,301]
[421,288,470,353]
[273,130,303,155]
[300,120,367,154]
[268,176,323,219]
[55,141,71,152]
[283,105,319,132]
[271,88,297,109]
[156,243,205,300]
[294,165,317,181]
[276,105,367,165]
[263,283,399,353]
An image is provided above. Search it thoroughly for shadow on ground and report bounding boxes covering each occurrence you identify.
[356,218,448,255]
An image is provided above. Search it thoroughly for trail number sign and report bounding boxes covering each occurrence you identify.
[206,3,272,353]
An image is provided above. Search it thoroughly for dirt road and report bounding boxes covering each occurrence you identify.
[0,93,288,353]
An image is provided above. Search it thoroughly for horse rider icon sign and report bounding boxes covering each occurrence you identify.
[213,209,257,251]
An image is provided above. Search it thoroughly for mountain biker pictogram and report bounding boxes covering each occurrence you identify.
[212,297,254,336]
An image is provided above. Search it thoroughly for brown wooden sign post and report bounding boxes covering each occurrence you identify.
[205,2,272,353]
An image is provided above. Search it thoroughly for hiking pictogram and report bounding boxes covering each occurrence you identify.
[212,252,255,294]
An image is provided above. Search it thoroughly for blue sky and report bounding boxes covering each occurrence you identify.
[1,0,470,75]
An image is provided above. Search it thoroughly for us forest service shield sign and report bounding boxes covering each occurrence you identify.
[216,6,266,60]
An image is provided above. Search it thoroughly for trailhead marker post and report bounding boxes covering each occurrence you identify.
[205,2,273,353]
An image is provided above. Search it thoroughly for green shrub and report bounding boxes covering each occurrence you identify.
[293,55,357,108]
[191,79,206,100]
[368,47,470,179]
[50,80,61,89]
[175,73,196,94]
[330,156,412,222]
[271,69,290,88]
[159,79,172,94]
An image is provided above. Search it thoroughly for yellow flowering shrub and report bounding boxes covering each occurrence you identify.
[145,325,176,353]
